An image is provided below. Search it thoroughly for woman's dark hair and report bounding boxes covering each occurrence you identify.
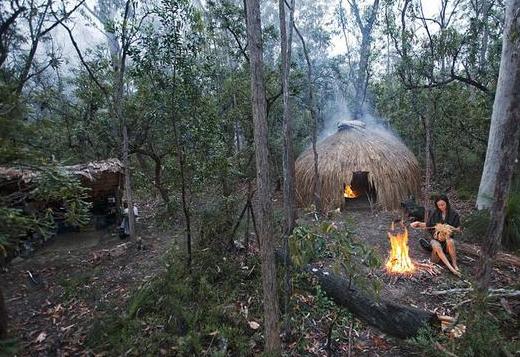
[433,194,451,212]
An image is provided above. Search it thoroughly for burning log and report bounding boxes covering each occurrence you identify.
[386,220,415,274]
[308,267,440,339]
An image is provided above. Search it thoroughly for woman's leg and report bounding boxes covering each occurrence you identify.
[431,240,461,277]
[446,238,459,271]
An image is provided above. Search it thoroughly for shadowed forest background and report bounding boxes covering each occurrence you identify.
[1,0,520,355]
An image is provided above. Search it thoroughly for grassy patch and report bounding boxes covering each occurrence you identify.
[86,245,264,355]
[58,271,95,301]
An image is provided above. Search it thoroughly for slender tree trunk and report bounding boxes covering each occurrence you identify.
[0,286,7,339]
[172,113,192,269]
[280,0,296,235]
[136,153,173,215]
[16,41,38,95]
[476,0,520,293]
[424,113,432,194]
[113,0,135,239]
[479,0,491,74]
[349,0,380,119]
[279,0,296,337]
[294,24,322,214]
[245,0,281,353]
[122,124,136,239]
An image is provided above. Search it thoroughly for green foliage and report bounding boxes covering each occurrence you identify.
[288,271,356,354]
[289,225,326,267]
[0,166,91,256]
[34,168,92,226]
[290,220,383,300]
[87,244,262,355]
[503,182,520,250]
[0,207,53,255]
[0,338,18,357]
[454,310,506,357]
[463,182,520,250]
[409,303,520,356]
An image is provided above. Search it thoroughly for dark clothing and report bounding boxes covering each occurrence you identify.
[420,209,460,252]
[426,209,460,236]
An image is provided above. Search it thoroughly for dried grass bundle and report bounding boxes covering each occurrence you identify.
[434,224,455,242]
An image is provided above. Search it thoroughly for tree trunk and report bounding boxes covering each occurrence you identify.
[424,113,432,194]
[113,0,135,239]
[172,114,192,269]
[136,153,173,215]
[280,0,296,235]
[245,0,281,353]
[476,0,520,292]
[294,24,321,215]
[122,124,136,239]
[350,0,380,119]
[479,0,491,74]
[0,286,7,339]
[279,0,296,336]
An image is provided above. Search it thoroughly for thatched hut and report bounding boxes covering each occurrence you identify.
[295,121,420,211]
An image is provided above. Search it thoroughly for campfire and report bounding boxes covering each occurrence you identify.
[344,184,359,199]
[385,220,415,274]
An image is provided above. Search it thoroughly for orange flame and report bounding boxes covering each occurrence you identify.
[344,185,359,198]
[385,221,415,274]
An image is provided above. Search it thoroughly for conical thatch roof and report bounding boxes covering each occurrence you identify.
[295,123,420,210]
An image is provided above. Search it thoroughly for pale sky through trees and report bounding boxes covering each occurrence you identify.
[47,0,444,68]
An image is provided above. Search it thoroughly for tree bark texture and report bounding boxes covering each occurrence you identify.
[245,0,281,353]
[477,2,520,210]
[280,0,296,235]
[311,268,440,339]
[350,0,380,119]
[476,0,520,291]
[294,23,322,214]
[0,286,7,339]
[172,111,192,269]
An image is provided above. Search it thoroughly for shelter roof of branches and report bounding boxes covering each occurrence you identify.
[295,121,420,211]
[0,159,124,222]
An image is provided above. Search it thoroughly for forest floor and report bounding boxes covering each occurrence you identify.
[2,202,180,356]
[2,198,520,356]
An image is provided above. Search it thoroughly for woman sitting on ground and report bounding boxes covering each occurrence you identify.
[410,194,462,277]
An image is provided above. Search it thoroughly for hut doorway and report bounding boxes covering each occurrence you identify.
[343,171,375,209]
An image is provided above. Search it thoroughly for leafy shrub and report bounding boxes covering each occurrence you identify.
[87,242,262,355]
[0,166,91,258]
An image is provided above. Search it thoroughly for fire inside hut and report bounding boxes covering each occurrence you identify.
[343,171,375,209]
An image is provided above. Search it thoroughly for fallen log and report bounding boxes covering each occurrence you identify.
[458,242,520,267]
[308,268,440,339]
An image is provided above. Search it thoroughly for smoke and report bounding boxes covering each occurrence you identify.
[318,98,404,147]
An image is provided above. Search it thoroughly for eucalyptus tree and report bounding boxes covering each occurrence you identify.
[0,0,86,95]
[60,0,154,239]
[476,0,520,293]
[246,0,281,352]
[337,0,380,119]
[379,0,504,191]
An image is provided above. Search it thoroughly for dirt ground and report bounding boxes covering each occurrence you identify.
[1,213,178,356]
[2,203,519,356]
[291,206,520,356]
[344,209,519,310]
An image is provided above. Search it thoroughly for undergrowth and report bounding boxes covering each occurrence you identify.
[409,300,520,356]
[286,271,358,355]
[463,179,520,251]
[86,245,264,355]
